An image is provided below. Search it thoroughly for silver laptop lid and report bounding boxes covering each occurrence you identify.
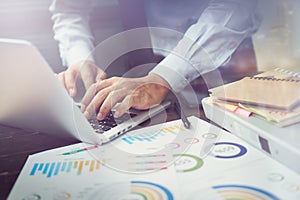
[0,39,101,144]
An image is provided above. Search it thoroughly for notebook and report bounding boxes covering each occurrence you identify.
[209,69,300,110]
[0,39,171,145]
[239,103,300,127]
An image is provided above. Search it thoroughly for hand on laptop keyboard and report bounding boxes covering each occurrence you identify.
[81,74,170,121]
[56,60,106,97]
[88,111,137,134]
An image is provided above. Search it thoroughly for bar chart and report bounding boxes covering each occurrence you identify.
[121,123,185,145]
[29,159,106,178]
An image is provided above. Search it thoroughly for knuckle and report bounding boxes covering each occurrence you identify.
[100,104,111,115]
[110,76,121,83]
[65,69,76,75]
[94,82,104,91]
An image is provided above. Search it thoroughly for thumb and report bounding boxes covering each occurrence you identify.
[96,68,107,81]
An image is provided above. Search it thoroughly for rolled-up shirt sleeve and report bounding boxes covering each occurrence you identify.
[150,0,261,92]
[49,0,95,67]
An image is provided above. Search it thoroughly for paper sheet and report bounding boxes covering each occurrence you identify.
[8,116,300,199]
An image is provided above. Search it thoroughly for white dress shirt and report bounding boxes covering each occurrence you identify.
[50,0,261,92]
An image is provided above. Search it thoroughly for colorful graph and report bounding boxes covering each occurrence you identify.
[174,154,204,173]
[29,159,106,178]
[121,124,184,145]
[127,154,169,172]
[202,133,218,139]
[89,181,174,200]
[59,145,98,156]
[131,181,173,200]
[212,142,247,159]
[165,143,181,149]
[184,138,199,144]
[212,184,280,200]
[21,190,72,200]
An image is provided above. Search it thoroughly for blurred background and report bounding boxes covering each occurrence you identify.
[253,0,300,71]
[0,0,299,73]
[0,0,123,73]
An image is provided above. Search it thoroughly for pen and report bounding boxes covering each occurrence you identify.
[174,102,191,129]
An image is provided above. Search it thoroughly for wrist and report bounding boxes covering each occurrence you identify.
[69,60,95,71]
[65,43,95,67]
[145,73,171,89]
[143,74,171,99]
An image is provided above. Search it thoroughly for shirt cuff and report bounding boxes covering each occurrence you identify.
[150,53,196,92]
[65,43,95,67]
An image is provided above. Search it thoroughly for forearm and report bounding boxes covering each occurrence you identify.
[49,0,95,67]
[150,0,261,92]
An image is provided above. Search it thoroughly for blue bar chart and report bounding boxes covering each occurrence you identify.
[29,159,106,178]
[121,123,184,145]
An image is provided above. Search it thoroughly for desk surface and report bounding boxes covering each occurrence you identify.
[0,125,76,199]
[0,104,206,199]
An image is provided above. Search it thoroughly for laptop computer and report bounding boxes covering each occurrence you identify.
[202,97,300,174]
[0,39,171,145]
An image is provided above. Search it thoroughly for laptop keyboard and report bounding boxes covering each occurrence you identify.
[88,111,137,134]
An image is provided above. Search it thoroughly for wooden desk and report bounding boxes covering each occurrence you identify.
[0,103,207,199]
[0,125,76,199]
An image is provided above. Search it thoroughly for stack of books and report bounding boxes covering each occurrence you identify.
[208,68,300,127]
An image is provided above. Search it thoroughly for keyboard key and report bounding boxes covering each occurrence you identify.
[88,111,137,134]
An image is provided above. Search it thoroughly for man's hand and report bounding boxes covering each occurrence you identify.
[57,60,106,97]
[81,74,170,120]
